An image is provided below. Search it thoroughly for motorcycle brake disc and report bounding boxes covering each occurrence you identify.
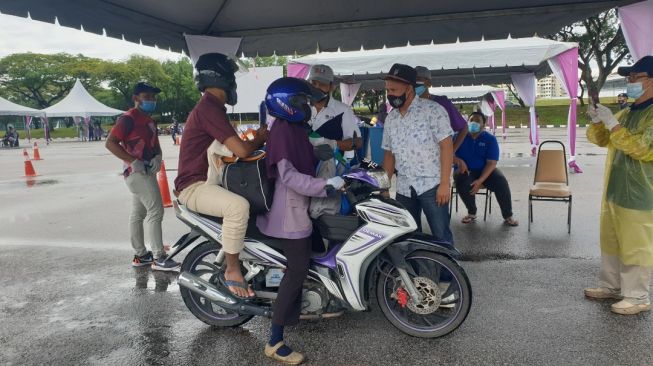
[406,276,442,314]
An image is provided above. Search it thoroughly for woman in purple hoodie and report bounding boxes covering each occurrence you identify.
[257,77,344,364]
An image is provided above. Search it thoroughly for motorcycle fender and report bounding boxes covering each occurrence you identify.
[384,235,460,272]
[167,229,203,261]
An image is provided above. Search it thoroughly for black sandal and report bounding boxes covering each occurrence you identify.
[218,271,255,300]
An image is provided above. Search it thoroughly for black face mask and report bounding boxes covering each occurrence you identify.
[388,92,407,108]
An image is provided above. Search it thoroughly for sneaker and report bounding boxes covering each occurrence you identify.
[610,299,651,315]
[132,251,154,267]
[584,287,622,300]
[151,254,180,272]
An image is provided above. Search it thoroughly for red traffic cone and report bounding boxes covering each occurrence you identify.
[175,135,181,146]
[24,160,37,177]
[157,160,173,208]
[32,142,42,160]
[23,148,30,160]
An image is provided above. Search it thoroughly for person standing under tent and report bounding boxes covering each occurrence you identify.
[584,56,653,315]
[306,64,362,218]
[105,82,180,271]
[382,63,455,245]
[415,66,468,152]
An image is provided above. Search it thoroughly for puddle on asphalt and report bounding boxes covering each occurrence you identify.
[131,267,180,293]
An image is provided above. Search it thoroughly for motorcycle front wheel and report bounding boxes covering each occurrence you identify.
[179,241,254,327]
[376,250,472,338]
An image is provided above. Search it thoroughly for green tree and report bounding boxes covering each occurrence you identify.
[0,53,108,108]
[550,9,630,105]
[158,58,200,122]
[104,55,170,110]
[357,89,385,114]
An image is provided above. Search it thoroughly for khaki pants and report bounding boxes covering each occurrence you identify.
[599,254,652,304]
[178,181,249,254]
[125,172,165,258]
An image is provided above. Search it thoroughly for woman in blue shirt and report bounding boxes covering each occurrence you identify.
[453,112,518,226]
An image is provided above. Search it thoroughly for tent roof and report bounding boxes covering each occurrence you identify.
[0,95,44,117]
[429,85,504,100]
[294,37,577,87]
[43,79,124,118]
[0,1,638,56]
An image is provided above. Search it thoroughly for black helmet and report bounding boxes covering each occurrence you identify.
[194,53,239,105]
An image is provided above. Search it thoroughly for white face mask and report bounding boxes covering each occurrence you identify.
[627,82,646,99]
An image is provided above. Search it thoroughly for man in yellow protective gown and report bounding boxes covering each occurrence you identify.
[584,55,653,315]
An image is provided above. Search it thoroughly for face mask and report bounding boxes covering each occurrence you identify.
[139,100,156,113]
[388,88,408,109]
[415,84,426,96]
[627,82,646,99]
[468,121,482,134]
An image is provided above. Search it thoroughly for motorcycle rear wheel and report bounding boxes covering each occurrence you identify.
[376,250,472,338]
[180,241,254,327]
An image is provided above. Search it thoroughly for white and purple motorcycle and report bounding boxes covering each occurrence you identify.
[172,167,472,338]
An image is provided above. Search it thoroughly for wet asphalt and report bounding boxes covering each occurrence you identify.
[1,129,652,366]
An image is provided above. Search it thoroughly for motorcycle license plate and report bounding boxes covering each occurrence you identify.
[265,268,284,287]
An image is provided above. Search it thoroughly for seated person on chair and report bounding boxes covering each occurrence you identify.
[453,112,518,226]
[3,125,19,147]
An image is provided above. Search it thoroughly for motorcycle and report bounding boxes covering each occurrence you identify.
[171,167,472,338]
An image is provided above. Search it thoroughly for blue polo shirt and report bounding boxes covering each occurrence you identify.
[455,131,500,171]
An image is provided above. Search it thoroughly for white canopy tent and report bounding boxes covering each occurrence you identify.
[42,79,124,141]
[428,85,503,100]
[290,37,583,172]
[0,95,45,143]
[43,79,124,118]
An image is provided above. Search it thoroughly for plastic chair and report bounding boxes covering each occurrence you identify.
[449,184,493,221]
[528,140,572,233]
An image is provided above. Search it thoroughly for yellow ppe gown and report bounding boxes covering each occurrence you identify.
[587,101,653,267]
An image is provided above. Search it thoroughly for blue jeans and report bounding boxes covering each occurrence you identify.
[396,185,454,247]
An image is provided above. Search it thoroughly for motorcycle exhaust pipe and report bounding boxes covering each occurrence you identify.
[178,272,272,318]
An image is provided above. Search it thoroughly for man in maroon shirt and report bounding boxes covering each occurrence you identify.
[175,53,267,299]
[106,82,180,271]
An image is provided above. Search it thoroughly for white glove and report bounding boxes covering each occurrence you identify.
[326,176,345,190]
[588,104,620,130]
[149,154,162,173]
[129,159,145,174]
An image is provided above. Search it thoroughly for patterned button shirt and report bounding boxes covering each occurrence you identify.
[382,97,453,196]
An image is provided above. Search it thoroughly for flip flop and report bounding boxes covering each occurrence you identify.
[218,271,255,300]
[461,215,477,224]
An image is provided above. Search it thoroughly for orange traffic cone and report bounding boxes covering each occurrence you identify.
[157,160,173,208]
[23,148,30,160]
[32,142,42,160]
[24,160,37,177]
[175,135,181,145]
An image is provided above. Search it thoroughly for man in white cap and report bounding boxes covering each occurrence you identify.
[306,64,362,217]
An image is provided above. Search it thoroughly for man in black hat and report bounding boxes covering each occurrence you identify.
[584,55,653,315]
[106,82,180,271]
[381,63,455,246]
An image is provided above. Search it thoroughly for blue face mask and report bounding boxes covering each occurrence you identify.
[139,100,156,113]
[415,84,426,96]
[468,121,482,134]
[627,82,645,99]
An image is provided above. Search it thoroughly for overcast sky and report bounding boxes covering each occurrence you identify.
[0,13,185,62]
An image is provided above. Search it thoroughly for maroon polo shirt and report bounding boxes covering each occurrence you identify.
[174,92,238,192]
